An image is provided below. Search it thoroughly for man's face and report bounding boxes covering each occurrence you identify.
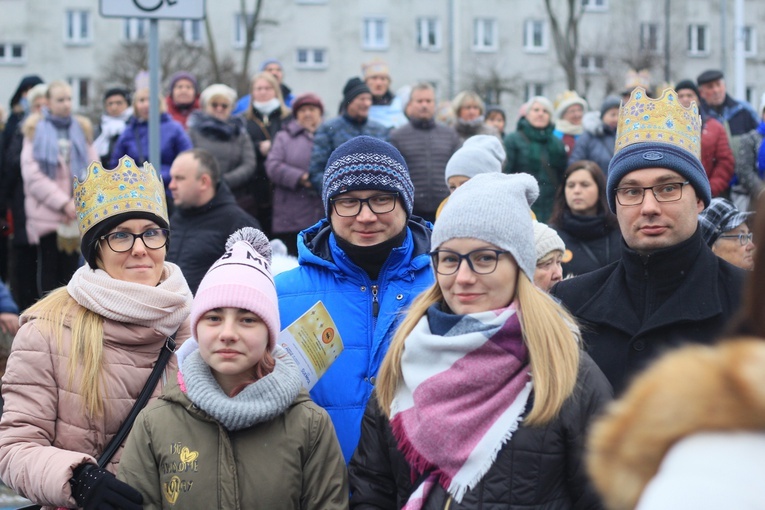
[408,88,435,121]
[104,94,129,117]
[329,189,407,247]
[168,154,206,209]
[346,93,372,119]
[616,168,704,254]
[366,74,390,97]
[677,89,699,109]
[263,63,283,84]
[698,79,726,107]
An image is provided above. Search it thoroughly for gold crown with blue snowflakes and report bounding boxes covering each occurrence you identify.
[614,87,702,161]
[73,155,168,236]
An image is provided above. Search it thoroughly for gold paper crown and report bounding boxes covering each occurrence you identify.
[554,90,584,110]
[623,69,652,91]
[614,87,701,160]
[73,155,169,237]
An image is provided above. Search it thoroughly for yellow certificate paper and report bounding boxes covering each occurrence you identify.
[278,301,344,389]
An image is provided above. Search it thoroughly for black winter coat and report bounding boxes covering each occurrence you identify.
[551,228,744,394]
[552,212,622,278]
[349,354,612,510]
[166,182,260,294]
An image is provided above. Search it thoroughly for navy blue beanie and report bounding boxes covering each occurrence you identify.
[606,142,711,212]
[322,136,414,218]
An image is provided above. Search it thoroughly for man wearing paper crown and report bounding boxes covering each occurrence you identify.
[551,87,744,394]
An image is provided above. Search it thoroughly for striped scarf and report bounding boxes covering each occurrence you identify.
[390,303,532,508]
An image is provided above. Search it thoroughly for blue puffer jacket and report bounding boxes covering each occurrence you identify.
[109,113,192,197]
[275,217,434,462]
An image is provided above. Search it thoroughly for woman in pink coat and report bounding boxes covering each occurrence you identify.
[0,156,192,510]
[20,80,99,294]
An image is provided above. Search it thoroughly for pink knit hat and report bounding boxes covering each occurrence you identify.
[190,228,279,349]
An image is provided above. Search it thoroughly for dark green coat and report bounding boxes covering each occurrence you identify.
[503,118,567,222]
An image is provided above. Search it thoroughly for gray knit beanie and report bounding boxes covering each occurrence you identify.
[533,221,566,262]
[444,135,505,184]
[432,172,539,281]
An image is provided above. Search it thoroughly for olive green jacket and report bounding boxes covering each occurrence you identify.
[117,380,348,510]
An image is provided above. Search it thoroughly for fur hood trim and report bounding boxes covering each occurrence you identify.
[586,338,765,510]
[581,111,605,136]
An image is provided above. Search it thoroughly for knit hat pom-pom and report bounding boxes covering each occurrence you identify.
[226,227,272,264]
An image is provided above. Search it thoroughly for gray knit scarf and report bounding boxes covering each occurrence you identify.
[181,346,303,431]
[33,109,89,180]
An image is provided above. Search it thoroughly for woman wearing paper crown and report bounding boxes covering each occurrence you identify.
[348,172,612,509]
[117,227,348,510]
[20,80,100,294]
[0,155,193,510]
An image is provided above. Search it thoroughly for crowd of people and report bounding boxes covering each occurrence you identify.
[0,56,762,508]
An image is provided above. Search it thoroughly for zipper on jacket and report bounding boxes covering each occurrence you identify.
[443,496,452,510]
[371,285,379,318]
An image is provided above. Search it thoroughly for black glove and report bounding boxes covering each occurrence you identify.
[70,464,143,510]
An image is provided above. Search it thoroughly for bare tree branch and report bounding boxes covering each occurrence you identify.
[544,0,584,90]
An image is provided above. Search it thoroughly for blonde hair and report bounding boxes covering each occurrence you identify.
[376,274,580,426]
[452,90,485,119]
[24,287,106,417]
[248,72,290,119]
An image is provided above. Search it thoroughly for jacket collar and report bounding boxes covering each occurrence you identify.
[576,228,726,336]
[297,216,432,281]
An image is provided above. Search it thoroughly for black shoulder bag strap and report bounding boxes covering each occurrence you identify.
[97,333,176,467]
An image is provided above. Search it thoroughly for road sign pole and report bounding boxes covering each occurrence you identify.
[148,18,160,174]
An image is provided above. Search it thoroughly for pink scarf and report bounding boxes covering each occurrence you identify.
[390,303,532,508]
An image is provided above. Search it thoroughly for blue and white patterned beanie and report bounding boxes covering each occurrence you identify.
[322,135,415,218]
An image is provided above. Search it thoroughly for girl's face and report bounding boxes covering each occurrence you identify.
[197,307,269,396]
[485,112,505,133]
[565,169,599,216]
[133,89,150,120]
[435,237,518,315]
[48,85,72,117]
[252,78,276,103]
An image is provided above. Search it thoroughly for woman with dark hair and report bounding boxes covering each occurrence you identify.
[549,160,621,278]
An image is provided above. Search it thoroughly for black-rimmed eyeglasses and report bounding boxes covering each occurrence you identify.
[100,228,169,252]
[330,192,399,217]
[429,249,510,275]
[614,181,690,206]
[718,232,753,246]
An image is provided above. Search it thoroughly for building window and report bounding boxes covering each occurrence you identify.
[363,17,388,50]
[640,22,661,53]
[68,77,90,111]
[183,19,205,45]
[687,24,709,55]
[417,17,441,51]
[524,83,545,101]
[579,54,605,73]
[295,48,327,69]
[233,13,262,48]
[523,19,547,52]
[65,10,91,45]
[582,0,608,11]
[123,18,148,42]
[473,18,498,52]
[0,43,25,65]
[743,26,757,56]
